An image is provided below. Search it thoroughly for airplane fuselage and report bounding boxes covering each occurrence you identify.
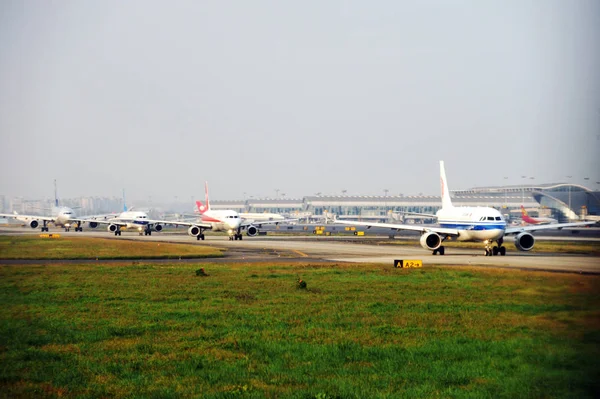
[436,206,506,242]
[198,209,241,234]
[52,206,77,227]
[107,211,153,231]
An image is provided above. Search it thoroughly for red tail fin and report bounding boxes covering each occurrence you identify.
[520,205,528,216]
[204,181,210,211]
[196,200,208,214]
[195,182,211,214]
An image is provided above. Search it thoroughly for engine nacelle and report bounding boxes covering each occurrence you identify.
[420,231,442,250]
[188,226,201,237]
[88,222,99,229]
[514,232,535,251]
[246,225,259,237]
[154,224,163,232]
[107,224,118,233]
[29,220,39,229]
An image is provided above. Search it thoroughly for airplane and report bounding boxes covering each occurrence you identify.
[86,208,167,236]
[193,204,286,222]
[0,181,90,232]
[333,161,597,256]
[520,205,557,225]
[186,182,295,240]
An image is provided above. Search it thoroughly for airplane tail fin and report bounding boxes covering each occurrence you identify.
[195,182,211,214]
[440,161,453,209]
[205,181,210,211]
[520,205,528,216]
[122,189,128,212]
[196,200,208,214]
[54,179,59,207]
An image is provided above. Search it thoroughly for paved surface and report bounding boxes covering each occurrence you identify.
[1,226,599,274]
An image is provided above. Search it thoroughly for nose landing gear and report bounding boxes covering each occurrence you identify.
[484,239,506,256]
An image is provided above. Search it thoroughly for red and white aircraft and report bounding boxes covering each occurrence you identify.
[186,182,294,240]
[520,206,557,225]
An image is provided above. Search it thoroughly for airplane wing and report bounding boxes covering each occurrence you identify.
[333,219,460,236]
[82,217,215,230]
[240,218,298,228]
[392,210,437,218]
[78,218,129,227]
[505,221,598,235]
[0,213,56,223]
[147,219,214,229]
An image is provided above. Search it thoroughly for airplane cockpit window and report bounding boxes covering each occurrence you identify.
[487,216,494,221]
[495,217,502,221]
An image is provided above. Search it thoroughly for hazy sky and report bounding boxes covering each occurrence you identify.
[1,0,599,202]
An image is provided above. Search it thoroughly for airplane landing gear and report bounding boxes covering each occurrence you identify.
[41,221,49,232]
[197,233,205,240]
[484,239,506,256]
[432,246,445,255]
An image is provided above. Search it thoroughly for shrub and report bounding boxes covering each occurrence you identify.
[196,268,208,277]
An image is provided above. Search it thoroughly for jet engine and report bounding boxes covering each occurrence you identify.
[246,225,259,237]
[419,231,442,250]
[514,232,535,251]
[188,226,201,237]
[154,224,163,232]
[107,224,118,233]
[29,220,39,229]
[88,222,99,229]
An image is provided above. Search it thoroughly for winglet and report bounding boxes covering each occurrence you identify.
[440,161,453,209]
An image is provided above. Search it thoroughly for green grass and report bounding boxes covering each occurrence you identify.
[0,236,223,259]
[1,262,599,398]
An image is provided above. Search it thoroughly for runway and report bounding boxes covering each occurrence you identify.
[1,227,599,274]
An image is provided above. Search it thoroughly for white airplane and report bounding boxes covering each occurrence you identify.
[86,208,168,236]
[0,182,89,232]
[186,182,295,240]
[334,161,597,256]
[0,209,81,232]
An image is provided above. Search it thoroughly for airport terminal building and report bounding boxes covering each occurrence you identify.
[210,183,600,223]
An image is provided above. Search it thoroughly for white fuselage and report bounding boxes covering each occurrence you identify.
[436,206,506,242]
[109,211,153,231]
[198,209,242,234]
[51,206,77,227]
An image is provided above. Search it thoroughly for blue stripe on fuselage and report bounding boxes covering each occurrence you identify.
[119,219,149,226]
[440,222,506,231]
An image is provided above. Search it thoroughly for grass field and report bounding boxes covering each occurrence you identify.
[1,261,599,398]
[0,236,223,260]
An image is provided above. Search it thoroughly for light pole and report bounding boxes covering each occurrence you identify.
[521,176,527,204]
[275,189,280,199]
[384,189,389,216]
